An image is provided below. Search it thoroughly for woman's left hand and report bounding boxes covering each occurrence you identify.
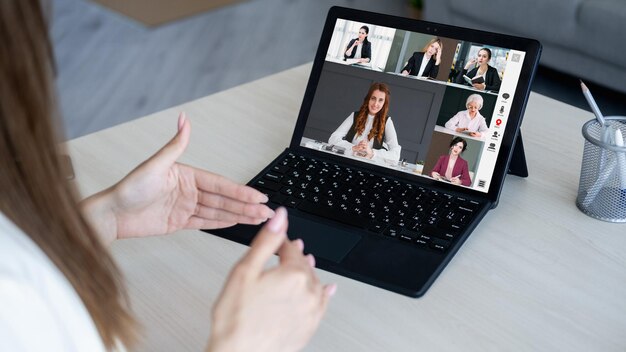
[472,83,486,91]
[81,112,274,244]
[362,142,374,159]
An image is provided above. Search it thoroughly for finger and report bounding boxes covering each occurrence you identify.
[192,169,268,204]
[306,253,316,268]
[194,205,267,225]
[237,207,289,275]
[198,192,274,219]
[187,216,237,230]
[148,112,191,168]
[277,236,309,267]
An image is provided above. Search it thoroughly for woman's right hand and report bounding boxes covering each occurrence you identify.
[464,57,477,69]
[207,208,336,352]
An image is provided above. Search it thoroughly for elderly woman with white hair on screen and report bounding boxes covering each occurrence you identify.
[444,93,489,138]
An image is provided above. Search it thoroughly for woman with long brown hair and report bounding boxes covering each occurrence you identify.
[329,82,401,161]
[0,1,334,350]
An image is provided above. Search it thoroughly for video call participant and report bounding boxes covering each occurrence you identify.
[400,37,443,78]
[457,47,502,92]
[430,137,472,186]
[0,1,334,351]
[329,82,401,161]
[344,25,371,63]
[444,94,488,137]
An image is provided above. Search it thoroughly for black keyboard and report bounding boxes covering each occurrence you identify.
[251,152,483,253]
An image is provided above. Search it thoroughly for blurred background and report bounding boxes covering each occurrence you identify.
[52,0,626,139]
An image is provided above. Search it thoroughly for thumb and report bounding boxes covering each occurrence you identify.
[238,207,289,275]
[150,112,191,166]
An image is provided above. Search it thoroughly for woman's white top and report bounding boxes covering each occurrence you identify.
[417,54,430,77]
[328,112,401,162]
[354,43,362,59]
[0,211,107,351]
[444,109,489,133]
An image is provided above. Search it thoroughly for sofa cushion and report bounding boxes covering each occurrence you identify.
[575,0,626,63]
[447,0,583,43]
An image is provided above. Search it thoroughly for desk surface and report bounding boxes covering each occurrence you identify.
[67,64,626,352]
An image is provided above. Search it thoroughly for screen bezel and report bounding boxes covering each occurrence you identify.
[289,6,541,205]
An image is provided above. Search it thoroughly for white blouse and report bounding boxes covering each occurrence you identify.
[328,112,402,162]
[444,109,489,134]
[0,212,107,351]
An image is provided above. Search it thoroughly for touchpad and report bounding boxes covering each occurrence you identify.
[287,215,362,263]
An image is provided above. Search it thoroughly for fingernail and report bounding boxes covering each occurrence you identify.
[178,112,186,131]
[307,253,315,267]
[267,207,286,233]
[294,239,304,251]
[326,284,337,297]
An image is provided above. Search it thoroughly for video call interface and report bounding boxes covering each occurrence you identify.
[300,18,526,193]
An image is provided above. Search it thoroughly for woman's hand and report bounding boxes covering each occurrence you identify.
[472,83,486,90]
[353,140,373,158]
[450,176,462,185]
[435,47,442,65]
[431,171,441,180]
[207,208,336,352]
[362,142,374,159]
[464,57,477,70]
[469,131,482,137]
[455,127,468,133]
[81,112,274,244]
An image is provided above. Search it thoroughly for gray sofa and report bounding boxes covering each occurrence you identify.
[423,0,626,94]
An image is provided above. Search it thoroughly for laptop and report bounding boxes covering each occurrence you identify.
[209,6,541,297]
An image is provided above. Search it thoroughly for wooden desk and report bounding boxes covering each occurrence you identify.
[66,64,626,351]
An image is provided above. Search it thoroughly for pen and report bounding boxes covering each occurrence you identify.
[580,80,606,126]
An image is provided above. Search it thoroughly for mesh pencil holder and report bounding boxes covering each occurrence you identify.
[576,116,626,222]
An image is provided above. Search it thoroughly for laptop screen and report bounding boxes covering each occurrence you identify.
[299,18,527,193]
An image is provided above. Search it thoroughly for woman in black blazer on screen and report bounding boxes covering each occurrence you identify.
[344,25,371,63]
[401,37,443,79]
[456,47,501,92]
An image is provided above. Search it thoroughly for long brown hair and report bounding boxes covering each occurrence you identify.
[354,82,390,143]
[0,1,135,349]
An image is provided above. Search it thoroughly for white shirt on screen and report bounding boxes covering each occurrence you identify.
[417,55,430,77]
[354,43,362,59]
[328,112,401,162]
[444,110,489,133]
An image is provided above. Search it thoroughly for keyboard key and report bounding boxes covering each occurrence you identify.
[422,226,458,241]
[368,222,386,233]
[285,197,301,208]
[270,193,288,205]
[263,172,283,182]
[272,164,290,174]
[297,201,367,228]
[254,179,282,192]
[384,227,400,237]
[399,228,420,242]
[430,238,451,252]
